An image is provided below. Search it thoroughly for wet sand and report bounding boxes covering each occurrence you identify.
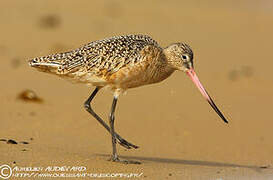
[0,0,273,179]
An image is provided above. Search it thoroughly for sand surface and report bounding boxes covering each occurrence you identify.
[1,0,273,179]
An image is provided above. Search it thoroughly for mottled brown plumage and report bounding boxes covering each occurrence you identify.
[29,34,228,164]
[29,34,192,94]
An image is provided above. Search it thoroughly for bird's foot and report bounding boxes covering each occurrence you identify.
[108,156,141,164]
[116,135,139,149]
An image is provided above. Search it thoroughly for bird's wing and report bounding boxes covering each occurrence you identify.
[29,34,161,75]
[81,34,161,74]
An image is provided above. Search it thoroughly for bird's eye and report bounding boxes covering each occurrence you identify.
[182,55,188,60]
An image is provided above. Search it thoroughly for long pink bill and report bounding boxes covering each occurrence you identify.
[186,68,228,124]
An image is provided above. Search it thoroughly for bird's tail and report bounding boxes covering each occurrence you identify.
[28,54,64,74]
[29,49,86,75]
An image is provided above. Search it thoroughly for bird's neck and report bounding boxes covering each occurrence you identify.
[162,46,178,70]
[146,51,175,84]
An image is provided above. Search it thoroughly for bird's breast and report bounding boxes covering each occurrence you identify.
[106,59,175,90]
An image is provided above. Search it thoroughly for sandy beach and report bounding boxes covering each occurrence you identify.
[1,0,273,179]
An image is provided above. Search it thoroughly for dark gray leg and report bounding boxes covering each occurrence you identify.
[108,96,141,164]
[109,96,118,160]
[84,87,138,149]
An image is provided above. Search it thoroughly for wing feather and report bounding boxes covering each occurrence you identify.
[29,34,161,75]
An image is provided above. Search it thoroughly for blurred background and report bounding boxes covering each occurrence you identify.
[1,0,273,179]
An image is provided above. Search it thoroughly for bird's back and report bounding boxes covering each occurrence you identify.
[29,35,159,74]
[29,34,174,89]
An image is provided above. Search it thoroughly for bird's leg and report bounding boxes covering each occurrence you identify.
[84,87,138,149]
[108,96,140,164]
[109,96,118,161]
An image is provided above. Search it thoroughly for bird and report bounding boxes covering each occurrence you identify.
[28,34,228,164]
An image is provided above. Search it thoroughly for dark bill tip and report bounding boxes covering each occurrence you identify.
[207,98,229,124]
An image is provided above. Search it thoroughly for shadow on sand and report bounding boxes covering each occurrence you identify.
[96,154,270,172]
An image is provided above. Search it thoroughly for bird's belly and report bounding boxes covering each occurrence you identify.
[107,64,174,90]
[63,70,108,87]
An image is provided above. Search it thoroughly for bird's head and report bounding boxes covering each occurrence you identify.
[164,43,194,72]
[164,43,228,124]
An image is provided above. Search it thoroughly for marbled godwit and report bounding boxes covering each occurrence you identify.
[29,34,228,164]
